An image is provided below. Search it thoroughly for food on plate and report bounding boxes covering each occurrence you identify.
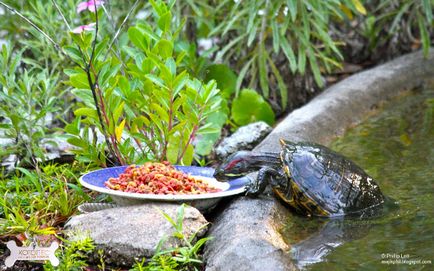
[105,162,222,195]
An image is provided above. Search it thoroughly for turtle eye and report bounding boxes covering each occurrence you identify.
[224,158,243,171]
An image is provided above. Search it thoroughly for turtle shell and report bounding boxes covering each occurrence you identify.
[275,141,385,217]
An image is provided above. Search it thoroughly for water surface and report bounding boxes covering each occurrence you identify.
[281,87,434,270]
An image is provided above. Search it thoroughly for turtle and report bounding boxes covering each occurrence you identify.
[213,139,386,217]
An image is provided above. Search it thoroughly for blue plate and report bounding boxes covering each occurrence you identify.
[79,166,249,211]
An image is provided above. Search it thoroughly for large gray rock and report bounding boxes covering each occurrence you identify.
[205,50,434,270]
[205,197,295,271]
[215,121,272,159]
[65,203,208,266]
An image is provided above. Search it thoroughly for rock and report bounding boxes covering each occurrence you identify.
[42,135,75,154]
[65,203,208,266]
[215,121,272,159]
[204,197,296,271]
[0,129,14,148]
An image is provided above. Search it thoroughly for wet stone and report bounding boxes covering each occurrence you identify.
[204,197,295,271]
[215,121,272,159]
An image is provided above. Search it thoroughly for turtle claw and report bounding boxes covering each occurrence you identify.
[244,170,269,197]
[245,181,262,197]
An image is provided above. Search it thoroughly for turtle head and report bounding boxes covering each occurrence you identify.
[213,151,254,181]
[213,150,280,181]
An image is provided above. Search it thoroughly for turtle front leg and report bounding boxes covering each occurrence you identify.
[246,167,284,196]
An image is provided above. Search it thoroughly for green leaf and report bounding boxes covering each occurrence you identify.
[236,56,256,96]
[280,36,297,73]
[247,24,258,47]
[181,144,194,165]
[146,74,167,89]
[298,46,307,75]
[271,21,280,53]
[155,39,174,58]
[194,110,227,156]
[64,118,81,135]
[222,9,247,36]
[141,25,160,41]
[63,46,83,65]
[311,21,343,60]
[176,204,185,231]
[307,49,324,87]
[422,0,433,23]
[287,0,298,22]
[69,73,90,89]
[158,12,172,33]
[204,64,237,99]
[67,137,87,149]
[173,71,188,96]
[151,103,169,123]
[268,55,288,110]
[418,16,430,57]
[72,89,94,107]
[166,133,181,164]
[113,102,125,123]
[165,58,176,76]
[128,27,147,51]
[215,34,246,62]
[258,44,269,98]
[74,107,98,120]
[231,88,275,126]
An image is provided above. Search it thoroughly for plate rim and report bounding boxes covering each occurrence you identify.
[79,165,247,201]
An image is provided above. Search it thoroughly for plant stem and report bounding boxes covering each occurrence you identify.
[84,3,121,166]
[176,104,205,164]
[162,88,175,162]
[50,0,72,32]
[125,122,146,157]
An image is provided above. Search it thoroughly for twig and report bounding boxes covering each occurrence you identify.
[89,4,99,70]
[84,1,122,165]
[101,4,116,31]
[50,0,72,32]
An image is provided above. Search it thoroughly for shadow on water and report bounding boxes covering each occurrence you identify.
[281,86,434,270]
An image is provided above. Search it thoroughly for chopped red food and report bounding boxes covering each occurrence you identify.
[104,162,222,195]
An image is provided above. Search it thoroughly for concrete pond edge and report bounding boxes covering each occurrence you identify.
[204,50,434,271]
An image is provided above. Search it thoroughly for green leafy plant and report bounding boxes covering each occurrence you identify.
[204,64,237,99]
[131,204,211,271]
[362,0,433,57]
[65,0,225,166]
[43,232,95,271]
[179,0,368,111]
[231,88,275,126]
[0,164,90,237]
[0,43,66,167]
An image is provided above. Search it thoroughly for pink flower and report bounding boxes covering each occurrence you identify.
[77,0,104,13]
[71,23,96,34]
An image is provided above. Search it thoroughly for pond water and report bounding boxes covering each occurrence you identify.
[281,87,434,270]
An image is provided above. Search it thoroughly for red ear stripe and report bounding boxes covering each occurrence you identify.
[224,159,243,170]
